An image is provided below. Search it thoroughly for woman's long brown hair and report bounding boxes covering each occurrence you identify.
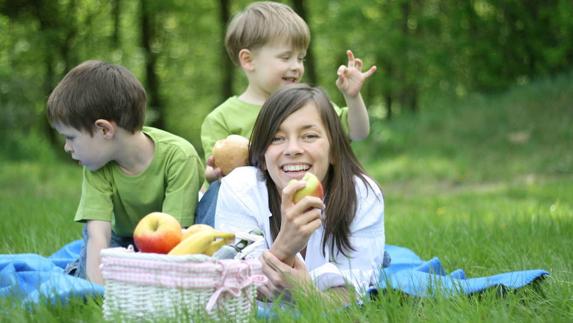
[249,84,379,257]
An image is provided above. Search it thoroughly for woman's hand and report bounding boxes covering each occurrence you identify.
[270,180,324,264]
[258,251,312,301]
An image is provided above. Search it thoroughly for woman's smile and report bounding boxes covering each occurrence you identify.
[264,103,331,191]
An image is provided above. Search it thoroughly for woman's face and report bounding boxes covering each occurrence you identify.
[264,102,331,192]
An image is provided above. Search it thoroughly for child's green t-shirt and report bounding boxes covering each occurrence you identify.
[200,96,349,160]
[74,126,204,237]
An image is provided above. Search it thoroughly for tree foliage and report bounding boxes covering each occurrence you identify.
[1,0,571,157]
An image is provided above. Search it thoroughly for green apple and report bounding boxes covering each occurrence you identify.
[291,172,324,203]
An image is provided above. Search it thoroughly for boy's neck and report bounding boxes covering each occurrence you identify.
[238,85,269,106]
[113,129,155,176]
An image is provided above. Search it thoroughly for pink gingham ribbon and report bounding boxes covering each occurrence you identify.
[205,262,268,313]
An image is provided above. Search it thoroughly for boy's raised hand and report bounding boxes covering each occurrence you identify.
[336,50,377,98]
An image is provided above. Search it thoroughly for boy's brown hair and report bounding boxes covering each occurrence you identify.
[47,60,147,135]
[225,1,310,66]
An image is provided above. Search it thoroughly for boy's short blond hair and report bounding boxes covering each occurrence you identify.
[225,1,310,66]
[47,60,146,135]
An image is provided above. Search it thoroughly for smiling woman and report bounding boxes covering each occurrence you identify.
[214,84,385,301]
[262,102,331,192]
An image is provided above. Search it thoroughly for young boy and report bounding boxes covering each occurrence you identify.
[47,60,204,284]
[201,1,377,183]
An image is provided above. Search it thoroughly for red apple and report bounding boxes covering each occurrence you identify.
[212,135,249,176]
[292,172,324,203]
[133,212,183,254]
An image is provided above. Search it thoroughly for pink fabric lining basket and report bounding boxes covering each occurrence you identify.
[100,247,267,322]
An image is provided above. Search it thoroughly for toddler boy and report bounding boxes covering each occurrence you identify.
[201,1,377,183]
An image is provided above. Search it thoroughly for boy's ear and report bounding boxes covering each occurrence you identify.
[238,49,255,71]
[94,119,117,139]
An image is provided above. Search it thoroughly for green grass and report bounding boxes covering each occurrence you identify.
[1,73,572,321]
[0,159,83,254]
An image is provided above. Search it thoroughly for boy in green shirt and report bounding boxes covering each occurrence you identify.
[47,60,204,284]
[201,1,377,183]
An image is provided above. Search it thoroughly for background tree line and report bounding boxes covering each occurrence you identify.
[1,0,572,159]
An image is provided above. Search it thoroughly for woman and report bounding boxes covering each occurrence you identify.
[215,84,384,299]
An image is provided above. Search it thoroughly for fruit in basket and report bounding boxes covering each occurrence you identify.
[290,172,324,203]
[168,230,235,255]
[212,135,249,176]
[182,224,214,240]
[133,212,183,254]
[204,235,236,256]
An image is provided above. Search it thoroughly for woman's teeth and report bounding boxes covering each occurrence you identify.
[282,164,310,172]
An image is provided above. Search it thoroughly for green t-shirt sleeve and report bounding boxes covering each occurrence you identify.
[331,102,350,137]
[74,167,114,223]
[201,113,230,162]
[162,154,204,227]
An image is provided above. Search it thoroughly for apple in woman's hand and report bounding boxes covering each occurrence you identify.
[292,172,324,203]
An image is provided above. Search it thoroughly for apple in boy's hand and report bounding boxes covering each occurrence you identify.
[133,212,183,254]
[291,172,324,203]
[212,135,249,176]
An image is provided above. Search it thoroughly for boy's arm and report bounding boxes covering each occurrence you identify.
[85,220,111,285]
[201,114,229,183]
[163,154,205,227]
[343,94,370,141]
[336,50,377,141]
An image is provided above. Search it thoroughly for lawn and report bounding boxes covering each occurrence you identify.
[1,73,572,321]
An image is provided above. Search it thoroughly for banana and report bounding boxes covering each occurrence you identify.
[169,230,216,255]
[181,224,214,240]
[204,234,235,256]
[168,230,235,256]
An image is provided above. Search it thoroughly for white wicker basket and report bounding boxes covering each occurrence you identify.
[100,247,267,322]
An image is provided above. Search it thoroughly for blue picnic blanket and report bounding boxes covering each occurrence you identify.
[375,245,548,297]
[0,241,548,306]
[0,240,103,305]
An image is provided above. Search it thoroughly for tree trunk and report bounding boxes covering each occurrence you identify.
[380,57,394,120]
[42,50,59,146]
[385,95,392,120]
[399,1,419,113]
[219,0,233,100]
[291,0,317,85]
[30,0,60,149]
[408,85,418,113]
[140,0,164,129]
[111,0,121,49]
[59,0,78,74]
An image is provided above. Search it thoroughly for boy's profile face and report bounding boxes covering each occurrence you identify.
[52,123,111,171]
[249,40,306,98]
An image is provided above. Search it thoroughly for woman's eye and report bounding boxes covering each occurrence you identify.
[303,133,319,141]
[271,136,285,144]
